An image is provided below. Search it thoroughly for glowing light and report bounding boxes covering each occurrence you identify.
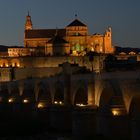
[17,64,20,67]
[59,101,62,105]
[12,64,15,67]
[8,98,14,103]
[6,64,9,67]
[54,101,58,104]
[37,102,45,108]
[54,101,63,105]
[112,109,120,116]
[72,50,78,56]
[23,99,29,103]
[76,103,86,107]
[91,47,94,51]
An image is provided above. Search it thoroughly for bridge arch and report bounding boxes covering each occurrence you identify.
[9,83,20,102]
[37,82,51,104]
[129,96,140,118]
[0,84,9,102]
[54,81,64,104]
[99,82,114,109]
[73,80,88,106]
[0,59,9,67]
[22,82,35,102]
[11,59,20,67]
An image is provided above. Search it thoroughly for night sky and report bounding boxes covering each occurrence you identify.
[0,0,139,48]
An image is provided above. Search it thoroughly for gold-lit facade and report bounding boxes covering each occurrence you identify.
[24,13,114,56]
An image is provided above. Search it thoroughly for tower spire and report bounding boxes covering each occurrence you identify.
[25,11,33,30]
[75,14,78,19]
[28,11,30,16]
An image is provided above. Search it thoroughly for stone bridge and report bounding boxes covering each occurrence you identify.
[0,70,140,139]
[95,70,140,118]
[0,70,140,117]
[0,73,94,107]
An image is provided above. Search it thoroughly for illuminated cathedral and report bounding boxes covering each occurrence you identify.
[0,13,115,82]
[22,13,114,56]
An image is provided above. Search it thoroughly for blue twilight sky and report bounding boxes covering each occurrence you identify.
[0,0,139,48]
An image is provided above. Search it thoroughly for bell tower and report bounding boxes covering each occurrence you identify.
[103,27,114,53]
[25,12,33,30]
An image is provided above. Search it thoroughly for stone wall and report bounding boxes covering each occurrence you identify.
[0,56,82,82]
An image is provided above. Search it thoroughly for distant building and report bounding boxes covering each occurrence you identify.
[0,13,115,82]
[24,13,114,56]
[8,47,31,57]
[8,47,45,57]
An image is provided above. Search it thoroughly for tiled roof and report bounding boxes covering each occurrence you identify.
[25,29,66,39]
[67,19,87,27]
[48,35,68,44]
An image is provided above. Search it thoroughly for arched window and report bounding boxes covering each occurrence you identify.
[38,83,51,104]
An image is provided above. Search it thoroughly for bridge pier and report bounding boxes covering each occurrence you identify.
[97,111,131,140]
[72,107,97,140]
[131,116,140,140]
[49,106,72,131]
[88,82,95,105]
[64,74,72,106]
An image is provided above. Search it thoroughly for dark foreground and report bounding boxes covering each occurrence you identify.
[0,119,111,140]
[0,104,131,140]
